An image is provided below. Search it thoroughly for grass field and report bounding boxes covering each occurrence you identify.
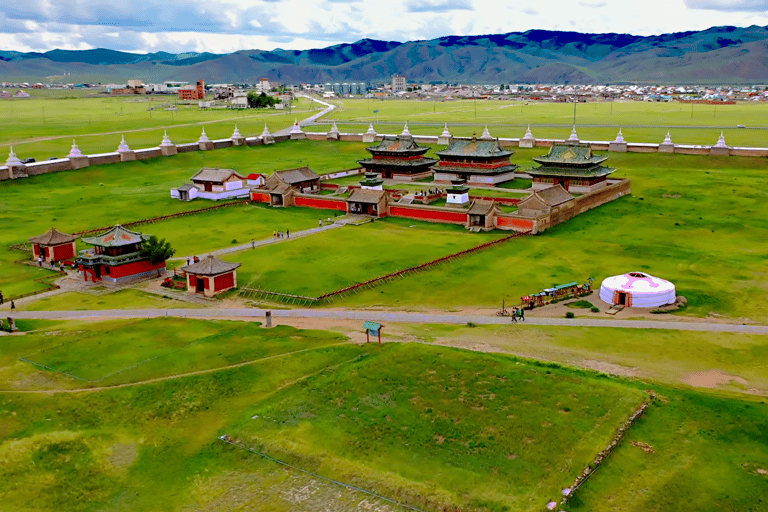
[25,289,198,311]
[2,318,767,512]
[0,95,324,160]
[231,218,502,297]
[318,98,768,146]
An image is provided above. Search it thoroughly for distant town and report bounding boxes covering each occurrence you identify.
[3,75,768,107]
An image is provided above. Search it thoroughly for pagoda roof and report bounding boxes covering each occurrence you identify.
[273,166,320,184]
[180,255,241,276]
[81,225,150,247]
[358,157,437,167]
[434,163,518,176]
[347,188,387,204]
[191,167,244,182]
[527,164,615,179]
[366,135,430,155]
[436,139,513,159]
[28,227,77,245]
[532,143,608,167]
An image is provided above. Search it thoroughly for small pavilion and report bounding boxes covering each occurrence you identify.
[180,255,241,297]
[28,228,77,263]
[77,225,164,283]
[347,189,388,217]
[528,143,615,193]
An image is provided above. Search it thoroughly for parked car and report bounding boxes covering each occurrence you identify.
[21,157,35,164]
[737,124,746,129]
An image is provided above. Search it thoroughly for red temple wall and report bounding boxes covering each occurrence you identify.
[388,206,467,224]
[294,196,347,211]
[250,191,271,203]
[214,272,235,291]
[52,243,76,261]
[108,260,165,278]
[496,216,535,231]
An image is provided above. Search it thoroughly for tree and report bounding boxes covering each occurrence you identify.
[141,236,175,274]
[247,91,280,109]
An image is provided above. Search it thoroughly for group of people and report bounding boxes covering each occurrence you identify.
[273,229,290,239]
[185,256,201,266]
[510,306,525,322]
[0,290,15,310]
[37,256,66,273]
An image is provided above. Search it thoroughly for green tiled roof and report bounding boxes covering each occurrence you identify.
[527,165,615,178]
[434,163,518,175]
[532,143,608,167]
[81,225,150,247]
[437,139,513,159]
[367,135,430,156]
[358,157,437,167]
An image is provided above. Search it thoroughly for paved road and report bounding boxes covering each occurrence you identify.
[6,307,768,335]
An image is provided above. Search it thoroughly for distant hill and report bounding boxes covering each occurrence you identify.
[2,26,768,84]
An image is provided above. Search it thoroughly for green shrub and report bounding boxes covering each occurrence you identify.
[591,306,600,313]
[565,311,575,319]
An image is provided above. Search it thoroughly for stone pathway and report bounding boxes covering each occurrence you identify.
[7,307,768,335]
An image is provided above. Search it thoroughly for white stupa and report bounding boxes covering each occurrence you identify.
[116,135,131,152]
[198,128,211,143]
[262,123,272,137]
[609,128,627,152]
[365,123,376,135]
[519,125,536,148]
[6,146,22,166]
[160,131,174,147]
[362,122,377,143]
[69,139,84,158]
[231,125,243,139]
[714,131,729,148]
[261,123,275,144]
[327,121,340,140]
[401,121,411,136]
[329,121,340,135]
[290,119,306,139]
[599,272,676,308]
[567,126,579,143]
[659,130,675,153]
[479,125,493,140]
[662,131,673,145]
[613,128,625,143]
[438,123,452,145]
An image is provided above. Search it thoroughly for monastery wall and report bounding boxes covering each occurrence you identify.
[293,194,347,211]
[387,204,468,224]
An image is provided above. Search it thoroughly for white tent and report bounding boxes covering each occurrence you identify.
[599,272,676,308]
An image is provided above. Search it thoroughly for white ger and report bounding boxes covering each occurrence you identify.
[599,272,676,308]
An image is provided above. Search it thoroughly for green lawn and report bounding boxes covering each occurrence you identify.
[316,98,768,146]
[19,318,347,385]
[23,289,196,312]
[229,218,502,297]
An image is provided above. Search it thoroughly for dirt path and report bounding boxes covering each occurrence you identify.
[0,341,352,394]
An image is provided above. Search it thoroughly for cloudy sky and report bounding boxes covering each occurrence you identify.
[2,0,768,53]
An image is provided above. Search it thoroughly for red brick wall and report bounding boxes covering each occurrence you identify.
[294,196,347,211]
[251,191,271,203]
[108,259,165,278]
[214,272,235,291]
[496,216,534,231]
[388,206,468,224]
[52,243,76,261]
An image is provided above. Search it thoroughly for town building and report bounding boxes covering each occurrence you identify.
[171,167,252,201]
[178,80,205,100]
[433,135,518,186]
[180,255,241,297]
[528,143,615,193]
[76,225,165,283]
[28,228,77,263]
[392,75,407,93]
[357,124,437,180]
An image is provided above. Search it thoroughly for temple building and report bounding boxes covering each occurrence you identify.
[433,135,518,186]
[28,228,77,263]
[357,124,437,180]
[266,167,320,194]
[180,255,241,297]
[347,189,388,217]
[528,143,615,193]
[171,167,251,201]
[76,225,165,283]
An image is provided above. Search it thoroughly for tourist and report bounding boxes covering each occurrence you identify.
[286,229,290,238]
[37,256,42,266]
[10,301,15,310]
[0,290,4,304]
[511,310,517,323]
[318,219,322,227]
[520,308,525,321]
[186,257,190,265]
[273,230,277,239]
[59,262,64,272]
[251,239,255,248]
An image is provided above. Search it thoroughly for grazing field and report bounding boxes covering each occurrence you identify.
[3,319,766,512]
[24,289,199,311]
[0,94,322,160]
[319,98,768,146]
[230,218,502,297]
[17,318,347,386]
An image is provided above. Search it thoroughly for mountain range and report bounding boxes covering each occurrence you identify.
[2,25,768,85]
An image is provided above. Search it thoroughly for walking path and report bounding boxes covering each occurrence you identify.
[168,223,342,261]
[6,307,768,335]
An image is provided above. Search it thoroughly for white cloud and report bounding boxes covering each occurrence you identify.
[684,0,768,11]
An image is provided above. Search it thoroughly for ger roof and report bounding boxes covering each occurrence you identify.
[274,166,320,184]
[436,138,513,159]
[81,225,150,247]
[347,188,387,204]
[532,143,608,167]
[191,167,244,182]
[28,227,77,245]
[366,135,430,155]
[180,255,241,276]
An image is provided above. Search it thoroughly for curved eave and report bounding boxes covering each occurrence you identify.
[433,164,518,175]
[527,166,616,178]
[358,158,438,167]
